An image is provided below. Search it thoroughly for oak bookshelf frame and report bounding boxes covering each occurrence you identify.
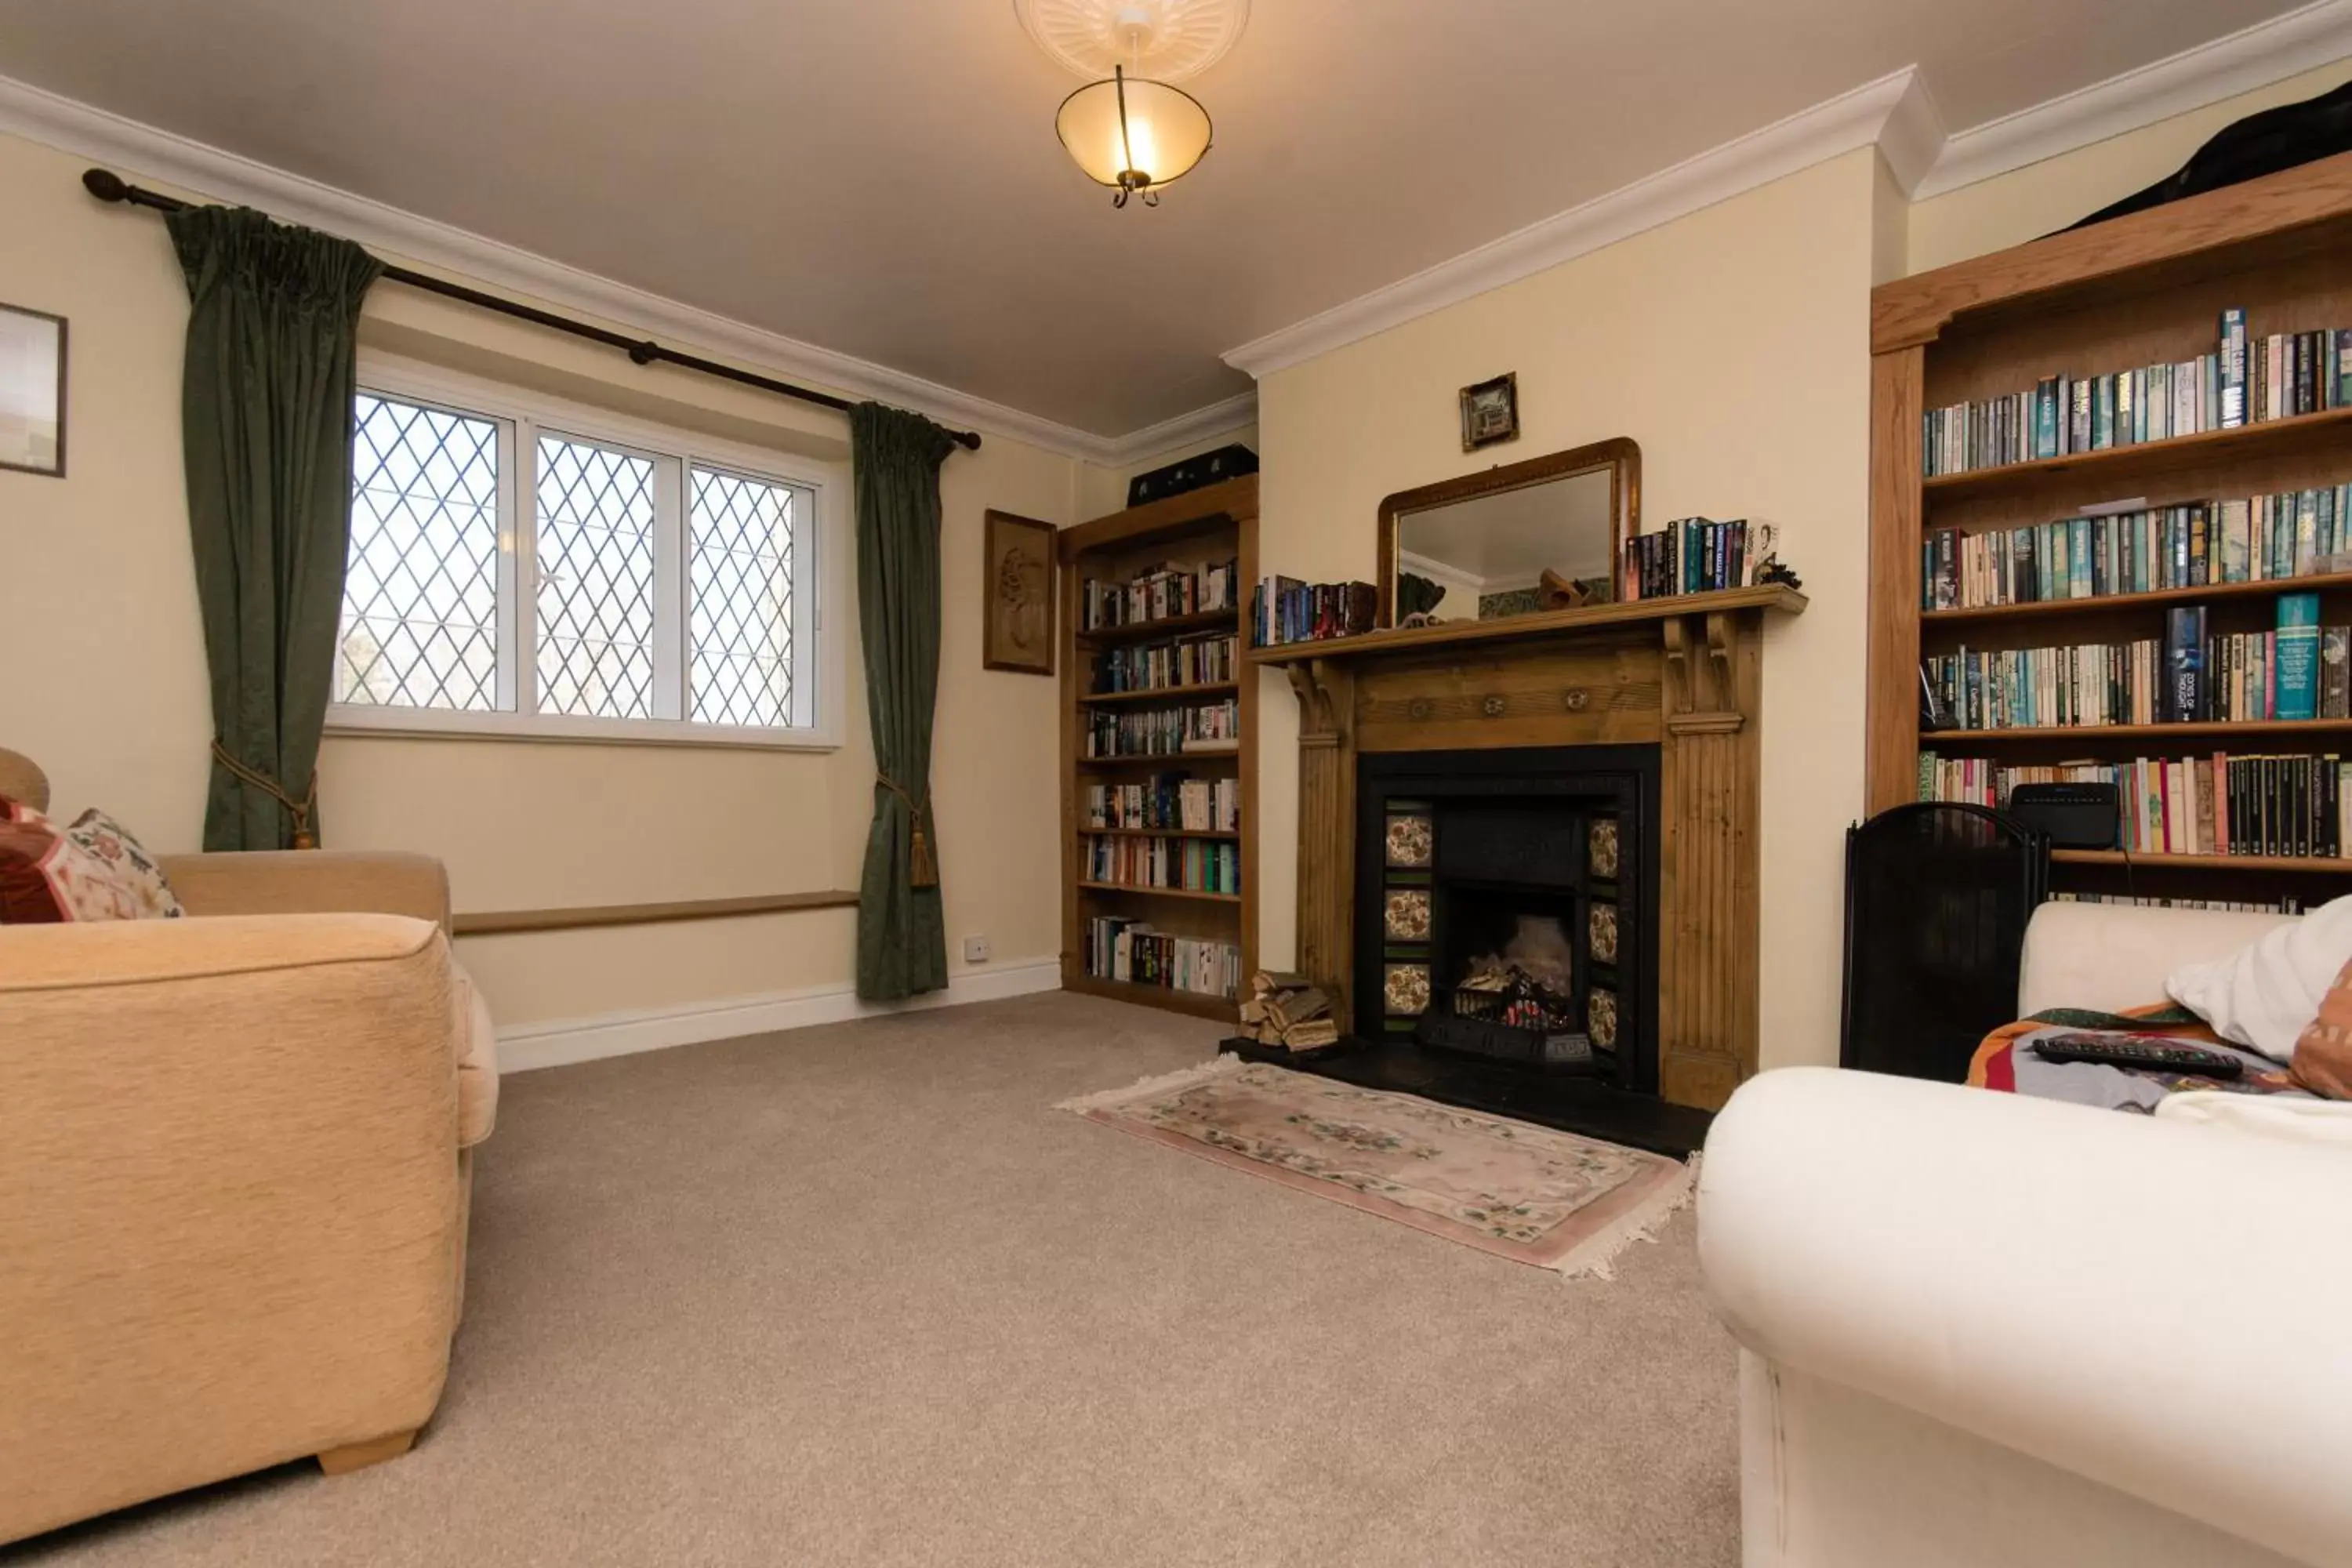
[1057,474,1259,1021]
[1866,151,2352,899]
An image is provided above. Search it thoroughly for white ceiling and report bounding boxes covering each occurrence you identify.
[0,0,2318,439]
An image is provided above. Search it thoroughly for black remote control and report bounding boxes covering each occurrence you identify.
[2027,1033,2244,1079]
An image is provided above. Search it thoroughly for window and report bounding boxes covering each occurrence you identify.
[330,365,829,746]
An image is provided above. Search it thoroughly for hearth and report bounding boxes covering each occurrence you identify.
[1355,745,1661,1097]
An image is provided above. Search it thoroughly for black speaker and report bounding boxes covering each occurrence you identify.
[2006,782,2122,850]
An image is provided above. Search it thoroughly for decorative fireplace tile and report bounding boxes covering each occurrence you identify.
[1588,818,1620,880]
[1385,813,1434,868]
[1587,985,1618,1051]
[1384,888,1432,942]
[1588,902,1619,966]
[1384,962,1432,1016]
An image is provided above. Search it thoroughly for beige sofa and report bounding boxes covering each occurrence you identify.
[1701,902,2352,1568]
[0,753,497,1545]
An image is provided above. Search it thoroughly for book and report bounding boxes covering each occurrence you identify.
[2219,308,2249,428]
[2165,608,2205,723]
[2277,593,2321,721]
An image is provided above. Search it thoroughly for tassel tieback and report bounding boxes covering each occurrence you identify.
[211,741,318,849]
[876,775,938,888]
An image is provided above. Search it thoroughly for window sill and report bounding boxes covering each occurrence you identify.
[325,706,842,752]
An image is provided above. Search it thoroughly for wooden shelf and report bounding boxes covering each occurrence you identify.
[1076,748,1242,768]
[1058,477,1258,1023]
[1074,608,1237,644]
[2054,849,2352,874]
[1063,971,1238,1022]
[1920,405,2352,504]
[1079,826,1240,840]
[1923,572,2352,624]
[1076,880,1242,904]
[1866,153,2352,826]
[1245,584,1807,666]
[1926,718,2352,743]
[1078,681,1239,706]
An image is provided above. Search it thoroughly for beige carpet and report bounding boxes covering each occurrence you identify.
[7,992,1738,1568]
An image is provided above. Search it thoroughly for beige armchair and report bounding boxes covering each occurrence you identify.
[0,750,496,1545]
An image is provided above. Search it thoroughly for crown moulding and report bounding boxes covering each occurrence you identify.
[1222,0,2352,379]
[0,69,1252,467]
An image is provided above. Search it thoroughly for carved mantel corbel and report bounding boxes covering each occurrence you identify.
[1285,659,1355,747]
[1661,611,1750,736]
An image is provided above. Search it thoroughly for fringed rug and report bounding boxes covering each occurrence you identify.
[1057,1055,1694,1278]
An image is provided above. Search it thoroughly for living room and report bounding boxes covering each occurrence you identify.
[3,4,2350,1564]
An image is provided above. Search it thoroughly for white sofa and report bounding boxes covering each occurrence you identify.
[1700,902,2352,1568]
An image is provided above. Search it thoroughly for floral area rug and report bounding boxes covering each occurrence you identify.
[1058,1055,1695,1278]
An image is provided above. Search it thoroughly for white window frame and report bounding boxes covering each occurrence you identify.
[328,354,844,751]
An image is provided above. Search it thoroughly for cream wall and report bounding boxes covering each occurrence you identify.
[1253,148,1883,1069]
[1908,55,2352,274]
[0,126,1070,1025]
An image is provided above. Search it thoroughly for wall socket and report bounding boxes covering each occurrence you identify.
[961,935,991,964]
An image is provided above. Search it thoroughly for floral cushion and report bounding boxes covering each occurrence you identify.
[0,798,185,923]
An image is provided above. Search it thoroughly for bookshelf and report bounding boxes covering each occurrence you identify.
[1867,150,2352,908]
[1057,474,1258,1022]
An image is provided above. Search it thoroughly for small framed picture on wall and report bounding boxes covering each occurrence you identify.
[1459,371,1519,452]
[982,509,1056,674]
[0,303,67,478]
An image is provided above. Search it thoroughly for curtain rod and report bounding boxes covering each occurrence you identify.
[80,167,983,451]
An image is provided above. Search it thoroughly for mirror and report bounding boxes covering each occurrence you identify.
[1377,437,1639,626]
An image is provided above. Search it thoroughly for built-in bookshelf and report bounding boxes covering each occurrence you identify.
[1867,151,2352,902]
[1057,474,1258,1022]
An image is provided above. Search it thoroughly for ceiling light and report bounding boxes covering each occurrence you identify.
[1054,66,1212,208]
[1018,0,1246,209]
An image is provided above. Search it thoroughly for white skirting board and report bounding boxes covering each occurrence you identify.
[495,958,1063,1073]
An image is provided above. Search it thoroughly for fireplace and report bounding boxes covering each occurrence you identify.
[1354,746,1660,1097]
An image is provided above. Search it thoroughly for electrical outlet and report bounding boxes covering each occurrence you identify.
[961,935,991,964]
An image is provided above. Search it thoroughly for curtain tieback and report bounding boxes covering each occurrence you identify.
[875,774,938,889]
[211,742,318,850]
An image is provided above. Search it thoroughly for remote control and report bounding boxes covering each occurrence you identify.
[2027,1033,2244,1079]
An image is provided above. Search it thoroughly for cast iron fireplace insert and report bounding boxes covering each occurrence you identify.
[1256,744,1707,1156]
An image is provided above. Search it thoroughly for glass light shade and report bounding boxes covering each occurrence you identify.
[1055,69,1212,204]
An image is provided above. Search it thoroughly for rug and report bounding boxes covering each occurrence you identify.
[1058,1055,1696,1277]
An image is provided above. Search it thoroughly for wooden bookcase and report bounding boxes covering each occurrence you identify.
[1057,475,1258,1021]
[1866,151,2352,906]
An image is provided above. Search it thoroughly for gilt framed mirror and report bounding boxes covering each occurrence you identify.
[1376,437,1640,627]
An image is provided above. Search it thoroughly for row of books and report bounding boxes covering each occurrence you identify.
[1252,577,1376,648]
[2051,892,2306,914]
[1920,310,2352,477]
[1082,835,1242,895]
[1621,517,1754,600]
[1091,633,1237,695]
[1083,773,1240,833]
[1083,917,1241,1000]
[1917,751,2350,860]
[1083,698,1240,758]
[1921,488,2352,611]
[2254,328,2352,422]
[1925,602,2347,731]
[1080,557,1240,630]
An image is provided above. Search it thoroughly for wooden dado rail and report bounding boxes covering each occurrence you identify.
[452,890,860,937]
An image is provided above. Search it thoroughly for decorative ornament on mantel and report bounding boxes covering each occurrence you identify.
[1018,0,1246,207]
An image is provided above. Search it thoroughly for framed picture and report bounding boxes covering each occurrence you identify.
[0,303,67,478]
[1459,371,1519,453]
[982,510,1056,674]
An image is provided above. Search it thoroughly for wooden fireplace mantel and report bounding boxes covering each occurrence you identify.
[1260,586,1806,1111]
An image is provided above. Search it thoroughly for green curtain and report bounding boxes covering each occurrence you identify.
[169,206,380,851]
[852,402,959,1000]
